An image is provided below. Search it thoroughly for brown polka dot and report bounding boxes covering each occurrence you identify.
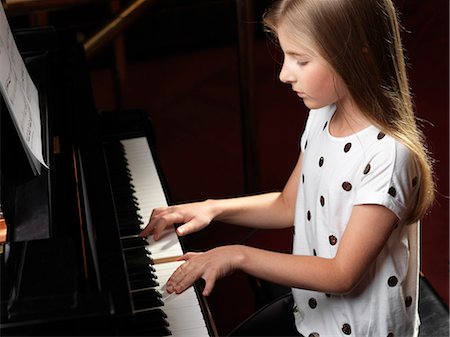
[305,140,308,149]
[342,323,352,335]
[313,249,317,256]
[325,293,331,298]
[308,298,317,309]
[309,333,320,337]
[405,296,412,307]
[323,121,328,130]
[302,174,305,183]
[319,156,324,167]
[363,163,371,175]
[320,196,325,207]
[387,333,394,337]
[342,181,352,191]
[329,235,338,246]
[377,132,386,140]
[388,186,397,197]
[307,210,311,221]
[293,305,299,313]
[412,176,418,187]
[344,142,352,153]
[388,276,398,287]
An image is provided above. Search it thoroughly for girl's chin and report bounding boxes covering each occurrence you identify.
[302,99,327,110]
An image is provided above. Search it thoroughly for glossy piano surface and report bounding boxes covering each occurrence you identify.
[0,26,216,336]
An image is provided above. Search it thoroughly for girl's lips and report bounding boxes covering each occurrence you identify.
[296,91,306,97]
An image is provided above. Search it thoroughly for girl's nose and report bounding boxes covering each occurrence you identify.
[279,61,295,84]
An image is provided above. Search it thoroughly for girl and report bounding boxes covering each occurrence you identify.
[140,0,435,336]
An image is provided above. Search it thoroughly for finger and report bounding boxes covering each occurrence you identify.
[171,257,205,294]
[166,262,192,294]
[152,212,185,240]
[139,208,164,237]
[202,275,216,296]
[176,252,199,262]
[173,270,197,294]
[138,222,153,238]
[175,219,200,236]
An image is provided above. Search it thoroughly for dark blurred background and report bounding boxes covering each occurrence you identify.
[5,0,448,335]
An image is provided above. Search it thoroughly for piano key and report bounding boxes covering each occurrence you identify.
[120,137,210,337]
[121,138,184,261]
[129,276,159,291]
[132,289,164,310]
[121,236,149,250]
[156,261,210,336]
[124,309,171,336]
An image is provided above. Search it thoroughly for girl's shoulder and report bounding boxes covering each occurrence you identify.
[366,130,414,166]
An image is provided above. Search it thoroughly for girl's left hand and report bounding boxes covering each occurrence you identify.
[166,246,241,296]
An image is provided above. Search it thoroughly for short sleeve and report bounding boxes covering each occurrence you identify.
[354,139,420,220]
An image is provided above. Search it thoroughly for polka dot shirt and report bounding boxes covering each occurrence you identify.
[292,105,420,337]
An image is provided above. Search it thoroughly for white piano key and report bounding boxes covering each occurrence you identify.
[145,229,184,261]
[121,137,183,260]
[120,137,210,337]
[155,261,209,337]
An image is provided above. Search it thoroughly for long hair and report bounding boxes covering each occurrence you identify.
[263,0,435,224]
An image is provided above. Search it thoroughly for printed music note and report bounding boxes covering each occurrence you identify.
[0,5,47,175]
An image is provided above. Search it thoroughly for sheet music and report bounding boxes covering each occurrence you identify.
[0,5,46,175]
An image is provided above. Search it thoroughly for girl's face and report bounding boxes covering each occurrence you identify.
[277,25,348,110]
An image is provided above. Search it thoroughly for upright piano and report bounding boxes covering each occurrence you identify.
[0,25,216,336]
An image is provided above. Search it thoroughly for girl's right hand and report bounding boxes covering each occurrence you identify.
[139,200,216,240]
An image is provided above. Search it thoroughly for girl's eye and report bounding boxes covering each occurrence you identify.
[297,60,309,66]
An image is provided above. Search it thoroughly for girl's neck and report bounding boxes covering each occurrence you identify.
[329,103,371,137]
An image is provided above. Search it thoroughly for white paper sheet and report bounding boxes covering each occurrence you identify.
[0,5,47,174]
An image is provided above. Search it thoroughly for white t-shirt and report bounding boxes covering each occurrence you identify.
[292,105,420,337]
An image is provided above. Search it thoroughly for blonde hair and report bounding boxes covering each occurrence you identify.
[263,0,435,224]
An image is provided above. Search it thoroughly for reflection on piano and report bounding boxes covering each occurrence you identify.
[0,26,216,336]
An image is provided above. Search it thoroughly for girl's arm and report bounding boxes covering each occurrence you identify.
[140,153,304,240]
[167,203,398,296]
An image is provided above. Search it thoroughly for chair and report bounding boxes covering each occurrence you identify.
[235,276,449,336]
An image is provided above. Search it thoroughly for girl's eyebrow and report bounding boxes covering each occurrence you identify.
[284,50,310,57]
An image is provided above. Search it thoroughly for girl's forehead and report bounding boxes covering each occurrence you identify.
[277,24,318,56]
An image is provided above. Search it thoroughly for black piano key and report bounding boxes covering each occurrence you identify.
[125,254,154,270]
[105,141,178,334]
[115,200,140,213]
[124,246,151,257]
[118,217,142,228]
[126,258,154,272]
[129,277,159,291]
[127,264,157,277]
[123,308,170,336]
[127,264,156,279]
[127,261,157,274]
[131,325,171,336]
[131,308,169,325]
[131,324,171,336]
[132,289,164,310]
[120,227,142,237]
[113,190,138,201]
[122,236,149,249]
[116,210,142,222]
[110,179,137,193]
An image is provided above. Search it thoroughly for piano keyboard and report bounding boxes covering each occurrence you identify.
[104,137,211,336]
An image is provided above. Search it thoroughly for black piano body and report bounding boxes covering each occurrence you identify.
[0,26,215,336]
